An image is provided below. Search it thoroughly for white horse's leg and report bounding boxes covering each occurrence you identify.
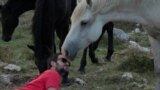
[148,36,160,90]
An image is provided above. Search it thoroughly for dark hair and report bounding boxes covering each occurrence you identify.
[47,53,61,69]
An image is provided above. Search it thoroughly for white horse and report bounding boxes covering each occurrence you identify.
[61,0,160,89]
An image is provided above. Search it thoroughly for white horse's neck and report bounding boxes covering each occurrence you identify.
[101,10,148,25]
[100,0,160,27]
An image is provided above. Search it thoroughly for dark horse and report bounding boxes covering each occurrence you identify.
[0,0,36,41]
[32,0,76,73]
[0,0,114,82]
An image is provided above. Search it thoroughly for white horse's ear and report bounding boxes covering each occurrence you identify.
[77,0,82,4]
[86,0,92,7]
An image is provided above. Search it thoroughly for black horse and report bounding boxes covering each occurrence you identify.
[32,0,76,73]
[0,0,114,83]
[0,0,36,41]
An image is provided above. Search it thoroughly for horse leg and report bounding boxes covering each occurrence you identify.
[88,23,108,64]
[35,30,54,73]
[33,0,58,73]
[104,22,114,62]
[89,42,99,64]
[33,22,55,73]
[148,36,160,90]
[78,48,88,74]
[33,23,55,73]
[34,46,52,73]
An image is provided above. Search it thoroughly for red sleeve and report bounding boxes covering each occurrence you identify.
[44,70,61,90]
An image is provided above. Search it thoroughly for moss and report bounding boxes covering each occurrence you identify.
[118,49,154,73]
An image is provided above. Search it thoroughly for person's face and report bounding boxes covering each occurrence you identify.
[55,55,70,75]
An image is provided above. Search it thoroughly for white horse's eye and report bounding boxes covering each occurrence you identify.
[81,20,88,26]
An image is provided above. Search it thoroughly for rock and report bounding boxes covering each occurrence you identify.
[0,61,7,68]
[0,74,12,85]
[128,41,150,53]
[121,72,133,81]
[113,28,129,41]
[136,23,141,27]
[134,28,141,33]
[75,78,86,86]
[143,78,148,84]
[4,64,21,72]
[132,82,146,88]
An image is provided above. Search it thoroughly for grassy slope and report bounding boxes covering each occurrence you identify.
[0,11,155,90]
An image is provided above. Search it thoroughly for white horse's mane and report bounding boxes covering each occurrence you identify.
[72,0,159,22]
[71,0,107,22]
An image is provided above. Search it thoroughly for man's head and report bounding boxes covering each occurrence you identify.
[49,53,71,76]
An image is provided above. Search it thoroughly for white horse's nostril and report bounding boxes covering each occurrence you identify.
[61,48,69,57]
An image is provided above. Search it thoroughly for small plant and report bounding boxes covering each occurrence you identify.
[118,49,154,73]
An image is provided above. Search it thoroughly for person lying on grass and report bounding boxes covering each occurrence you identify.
[18,53,70,90]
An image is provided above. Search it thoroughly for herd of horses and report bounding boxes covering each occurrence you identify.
[1,0,160,89]
[0,0,114,84]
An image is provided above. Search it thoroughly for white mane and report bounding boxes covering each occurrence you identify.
[72,0,160,26]
[71,0,106,22]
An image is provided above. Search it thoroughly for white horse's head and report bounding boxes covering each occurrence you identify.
[62,0,107,60]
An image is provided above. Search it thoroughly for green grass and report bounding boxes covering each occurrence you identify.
[0,10,155,90]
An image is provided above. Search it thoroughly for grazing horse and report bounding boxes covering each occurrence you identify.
[0,0,36,41]
[62,0,160,89]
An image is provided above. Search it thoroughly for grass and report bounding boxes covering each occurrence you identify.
[0,10,155,90]
[118,49,154,73]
